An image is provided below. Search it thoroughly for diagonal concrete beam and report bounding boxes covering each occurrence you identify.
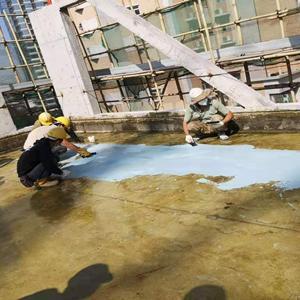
[88,0,275,108]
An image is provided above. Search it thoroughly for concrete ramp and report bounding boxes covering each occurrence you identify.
[88,0,275,108]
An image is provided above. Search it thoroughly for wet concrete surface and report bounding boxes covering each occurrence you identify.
[0,133,300,300]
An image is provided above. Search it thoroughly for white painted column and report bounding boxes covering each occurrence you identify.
[88,0,276,108]
[29,5,101,117]
[0,92,17,138]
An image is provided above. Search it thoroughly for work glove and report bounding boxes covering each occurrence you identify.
[61,170,71,178]
[185,135,194,144]
[77,148,93,158]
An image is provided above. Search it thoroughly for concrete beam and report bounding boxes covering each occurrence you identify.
[0,92,17,138]
[29,5,101,117]
[88,0,275,108]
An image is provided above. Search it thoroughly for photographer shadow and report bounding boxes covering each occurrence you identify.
[19,263,113,300]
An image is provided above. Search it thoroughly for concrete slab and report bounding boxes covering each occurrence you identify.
[0,133,300,299]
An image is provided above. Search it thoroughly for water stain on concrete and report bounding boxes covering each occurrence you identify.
[0,133,299,300]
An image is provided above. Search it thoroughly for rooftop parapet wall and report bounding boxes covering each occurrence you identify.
[1,110,300,153]
[71,110,300,134]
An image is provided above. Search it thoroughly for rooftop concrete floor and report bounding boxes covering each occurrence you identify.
[0,133,300,300]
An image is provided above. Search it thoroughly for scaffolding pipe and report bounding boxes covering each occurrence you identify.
[193,1,207,52]
[88,0,275,108]
[77,1,298,41]
[3,10,48,112]
[276,0,285,38]
[16,0,49,77]
[0,27,20,83]
[72,21,106,113]
[197,0,215,63]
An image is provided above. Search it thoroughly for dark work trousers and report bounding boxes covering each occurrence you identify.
[51,145,67,162]
[27,163,51,182]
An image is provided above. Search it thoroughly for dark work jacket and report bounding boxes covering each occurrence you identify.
[17,138,62,177]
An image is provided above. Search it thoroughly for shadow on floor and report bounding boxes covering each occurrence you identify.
[19,263,113,300]
[0,157,14,168]
[29,179,93,223]
[183,285,226,300]
[0,176,5,186]
[30,186,77,223]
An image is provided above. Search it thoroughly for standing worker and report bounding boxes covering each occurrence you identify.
[183,88,234,144]
[17,127,68,188]
[25,113,93,158]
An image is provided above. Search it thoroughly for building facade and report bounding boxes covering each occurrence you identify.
[1,0,300,136]
[0,0,62,134]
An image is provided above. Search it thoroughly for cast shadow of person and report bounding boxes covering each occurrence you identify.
[183,285,226,300]
[30,186,76,223]
[226,120,240,136]
[19,263,113,300]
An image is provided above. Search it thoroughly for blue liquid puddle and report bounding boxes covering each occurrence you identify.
[61,143,300,191]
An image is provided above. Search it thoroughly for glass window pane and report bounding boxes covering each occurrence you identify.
[0,69,17,84]
[257,18,282,41]
[0,44,11,67]
[175,32,205,52]
[163,2,199,36]
[16,66,30,82]
[139,45,167,62]
[8,43,24,66]
[254,0,277,14]
[203,0,235,26]
[4,92,34,129]
[111,47,141,67]
[211,25,238,49]
[81,30,106,56]
[103,24,135,50]
[283,14,300,37]
[20,41,42,64]
[280,0,299,9]
[145,14,162,30]
[25,91,43,114]
[236,0,261,44]
[240,21,260,44]
[236,0,257,18]
[88,54,112,71]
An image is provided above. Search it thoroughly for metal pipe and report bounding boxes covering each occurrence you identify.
[3,10,48,112]
[196,0,215,62]
[16,0,49,77]
[72,21,107,113]
[0,27,20,83]
[231,0,243,45]
[276,0,285,38]
[193,1,207,51]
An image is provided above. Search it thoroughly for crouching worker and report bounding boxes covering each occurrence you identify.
[183,88,234,144]
[35,112,81,142]
[24,115,92,158]
[17,127,67,188]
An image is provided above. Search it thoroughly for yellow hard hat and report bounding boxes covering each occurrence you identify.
[55,116,71,129]
[47,127,67,140]
[38,112,54,126]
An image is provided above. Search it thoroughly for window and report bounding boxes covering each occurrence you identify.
[4,88,62,129]
[214,8,223,15]
[271,93,293,103]
[223,36,232,42]
[126,4,141,15]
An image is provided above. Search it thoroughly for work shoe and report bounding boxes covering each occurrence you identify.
[35,178,59,188]
[218,132,229,141]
